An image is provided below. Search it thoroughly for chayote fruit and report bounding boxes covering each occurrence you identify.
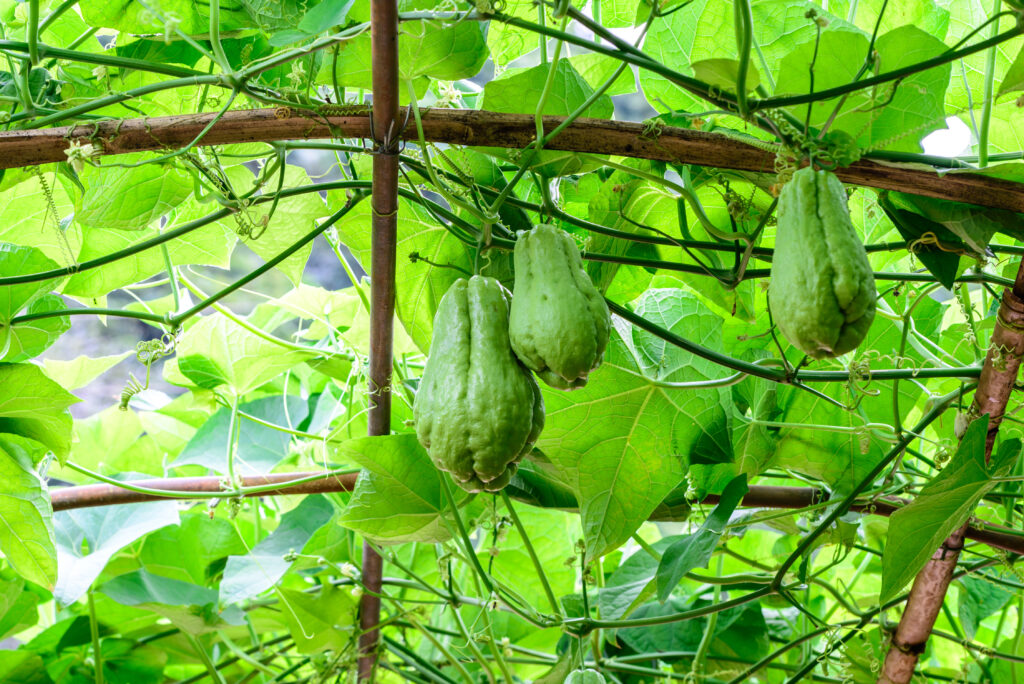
[566,669,607,684]
[509,224,611,389]
[414,276,544,493]
[769,167,876,359]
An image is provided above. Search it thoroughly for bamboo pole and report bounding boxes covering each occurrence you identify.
[358,0,400,679]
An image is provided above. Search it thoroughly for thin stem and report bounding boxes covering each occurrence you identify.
[10,307,168,326]
[88,591,105,684]
[440,477,494,596]
[566,586,773,635]
[608,300,981,384]
[170,195,366,324]
[733,0,753,118]
[208,0,231,73]
[21,75,225,128]
[160,241,180,315]
[26,0,39,65]
[500,490,562,617]
[226,395,240,487]
[691,553,724,676]
[977,0,1003,168]
[0,206,233,287]
[38,0,77,33]
[185,634,227,684]
[0,40,203,77]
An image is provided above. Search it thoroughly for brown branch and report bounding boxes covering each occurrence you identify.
[49,472,359,510]
[48,476,1024,556]
[2,109,1023,213]
[879,273,1024,684]
[359,0,400,678]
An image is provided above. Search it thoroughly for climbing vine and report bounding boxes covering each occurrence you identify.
[0,1,1023,684]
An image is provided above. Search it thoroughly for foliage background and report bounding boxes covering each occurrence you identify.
[0,0,1023,683]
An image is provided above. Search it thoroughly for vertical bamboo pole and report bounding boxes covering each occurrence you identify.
[878,265,1024,683]
[358,0,399,679]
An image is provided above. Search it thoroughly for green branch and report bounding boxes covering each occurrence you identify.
[564,586,773,636]
[0,181,371,288]
[608,300,981,383]
[10,307,167,326]
[18,75,225,128]
[0,40,204,78]
[168,192,367,324]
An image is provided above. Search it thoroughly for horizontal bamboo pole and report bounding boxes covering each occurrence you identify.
[49,473,1024,556]
[3,108,1022,213]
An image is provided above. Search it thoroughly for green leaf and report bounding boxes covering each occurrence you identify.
[139,512,248,586]
[338,434,459,545]
[957,571,1016,640]
[772,381,888,494]
[0,434,57,589]
[490,505,577,610]
[1,295,70,363]
[176,354,229,390]
[299,0,355,33]
[41,351,133,391]
[169,313,315,395]
[0,651,51,684]
[277,585,358,654]
[240,0,329,32]
[775,24,950,153]
[318,17,486,91]
[538,288,733,558]
[485,0,542,66]
[0,363,77,463]
[99,569,219,607]
[640,0,851,114]
[656,474,747,601]
[997,44,1024,99]
[219,495,335,604]
[0,244,68,362]
[79,0,248,34]
[399,18,489,80]
[690,58,761,93]
[332,197,475,353]
[97,640,167,684]
[877,191,963,289]
[63,219,235,298]
[75,155,192,230]
[172,395,309,474]
[568,53,637,96]
[0,243,64,324]
[0,569,39,640]
[880,417,1017,603]
[0,170,80,269]
[599,537,678,620]
[481,60,614,177]
[263,283,418,356]
[236,167,329,285]
[881,189,1024,256]
[619,598,768,661]
[54,500,180,604]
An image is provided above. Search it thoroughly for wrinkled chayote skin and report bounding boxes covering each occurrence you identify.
[414,276,544,493]
[509,224,611,389]
[769,167,876,359]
